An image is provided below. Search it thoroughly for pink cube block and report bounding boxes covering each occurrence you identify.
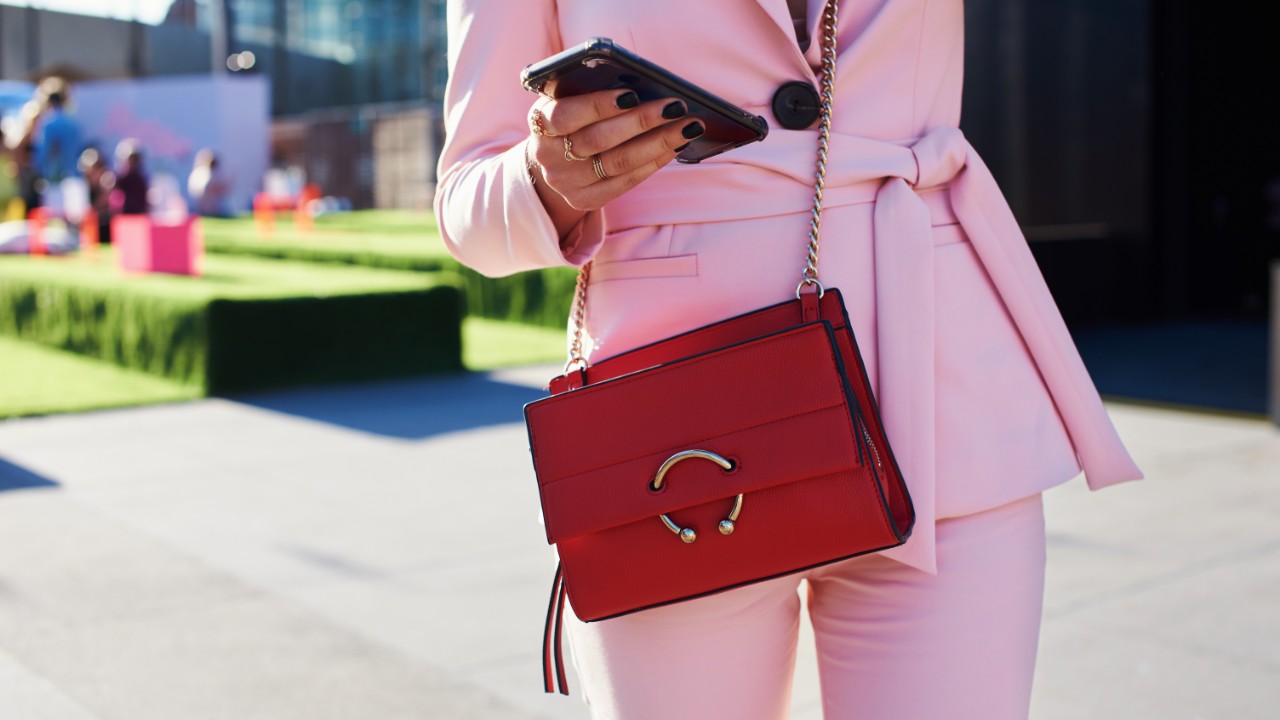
[113,216,204,276]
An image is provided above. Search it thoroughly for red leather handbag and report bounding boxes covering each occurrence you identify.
[523,0,913,695]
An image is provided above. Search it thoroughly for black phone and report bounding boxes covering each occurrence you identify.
[521,38,769,164]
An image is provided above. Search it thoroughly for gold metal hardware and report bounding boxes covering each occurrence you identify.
[651,450,733,489]
[796,277,826,299]
[563,263,591,374]
[650,450,743,543]
[798,0,840,292]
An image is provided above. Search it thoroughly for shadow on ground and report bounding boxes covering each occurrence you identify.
[0,458,60,492]
[1074,320,1268,415]
[230,372,547,440]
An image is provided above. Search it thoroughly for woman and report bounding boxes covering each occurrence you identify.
[436,1,1143,718]
[111,139,149,216]
[188,148,231,217]
[78,148,114,243]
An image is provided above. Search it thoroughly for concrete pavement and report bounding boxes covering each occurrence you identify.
[1,366,1277,719]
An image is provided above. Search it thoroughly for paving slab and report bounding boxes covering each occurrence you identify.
[0,369,1277,719]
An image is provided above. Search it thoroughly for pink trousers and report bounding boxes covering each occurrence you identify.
[565,493,1047,719]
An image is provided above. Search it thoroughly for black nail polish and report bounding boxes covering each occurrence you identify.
[674,142,691,153]
[615,91,639,109]
[681,121,705,139]
[662,101,687,119]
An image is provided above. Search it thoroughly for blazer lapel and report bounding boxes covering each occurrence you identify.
[753,0,799,44]
[798,0,834,66]
[752,0,819,75]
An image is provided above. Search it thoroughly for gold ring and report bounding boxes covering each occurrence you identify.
[592,154,608,180]
[563,136,588,162]
[529,107,548,137]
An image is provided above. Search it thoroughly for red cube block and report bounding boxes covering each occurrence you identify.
[113,216,203,276]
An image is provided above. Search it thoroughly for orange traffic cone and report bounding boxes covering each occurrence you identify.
[28,208,47,256]
[254,193,275,237]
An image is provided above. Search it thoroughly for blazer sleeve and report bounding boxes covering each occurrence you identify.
[434,0,605,278]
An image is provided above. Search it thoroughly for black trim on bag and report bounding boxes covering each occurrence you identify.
[575,532,909,624]
[826,291,916,541]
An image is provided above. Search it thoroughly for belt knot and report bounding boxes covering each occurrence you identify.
[908,126,968,190]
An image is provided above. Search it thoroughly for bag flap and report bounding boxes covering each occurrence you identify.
[548,290,850,393]
[525,321,866,544]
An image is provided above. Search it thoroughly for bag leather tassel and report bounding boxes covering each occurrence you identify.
[542,563,570,695]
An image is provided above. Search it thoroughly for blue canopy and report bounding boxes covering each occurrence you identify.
[0,81,36,114]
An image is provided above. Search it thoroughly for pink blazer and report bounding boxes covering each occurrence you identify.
[435,0,1143,573]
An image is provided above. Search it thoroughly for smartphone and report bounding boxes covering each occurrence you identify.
[521,38,769,164]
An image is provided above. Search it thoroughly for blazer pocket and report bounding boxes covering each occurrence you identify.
[932,222,969,248]
[589,254,699,283]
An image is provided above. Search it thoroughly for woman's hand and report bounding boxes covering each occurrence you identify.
[526,89,705,237]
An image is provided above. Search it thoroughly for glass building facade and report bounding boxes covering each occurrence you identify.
[180,0,447,113]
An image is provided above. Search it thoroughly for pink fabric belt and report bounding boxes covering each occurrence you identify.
[602,126,1142,573]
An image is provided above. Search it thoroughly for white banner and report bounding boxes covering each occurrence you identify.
[71,74,269,214]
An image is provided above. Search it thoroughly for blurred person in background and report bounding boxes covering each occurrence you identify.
[79,147,115,242]
[0,127,17,213]
[16,143,41,212]
[111,139,149,215]
[187,148,230,217]
[0,124,79,255]
[32,83,82,185]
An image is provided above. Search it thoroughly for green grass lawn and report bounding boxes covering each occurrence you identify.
[200,211,578,329]
[462,317,565,371]
[0,247,446,300]
[210,209,438,235]
[202,210,452,268]
[0,336,200,419]
[310,209,439,235]
[0,319,564,419]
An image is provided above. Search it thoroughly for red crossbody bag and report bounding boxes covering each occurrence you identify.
[523,0,914,695]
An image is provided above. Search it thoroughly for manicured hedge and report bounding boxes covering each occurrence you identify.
[0,252,463,393]
[0,276,210,384]
[202,214,577,329]
[204,290,461,393]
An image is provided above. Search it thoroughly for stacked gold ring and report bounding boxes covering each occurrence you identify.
[592,154,608,181]
[563,137,589,162]
[528,107,548,137]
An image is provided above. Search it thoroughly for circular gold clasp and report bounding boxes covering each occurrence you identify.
[650,450,743,544]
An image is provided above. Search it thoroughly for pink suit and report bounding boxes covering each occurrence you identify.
[437,0,1143,715]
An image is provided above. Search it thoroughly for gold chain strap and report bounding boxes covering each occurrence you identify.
[565,262,591,371]
[564,0,840,373]
[798,0,839,298]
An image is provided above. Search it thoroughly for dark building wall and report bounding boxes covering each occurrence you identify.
[0,7,354,117]
[145,23,214,76]
[1158,1,1279,319]
[303,109,374,210]
[963,0,1278,325]
[265,51,356,117]
[292,102,443,211]
[0,6,138,79]
[373,109,437,210]
[963,0,1153,325]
